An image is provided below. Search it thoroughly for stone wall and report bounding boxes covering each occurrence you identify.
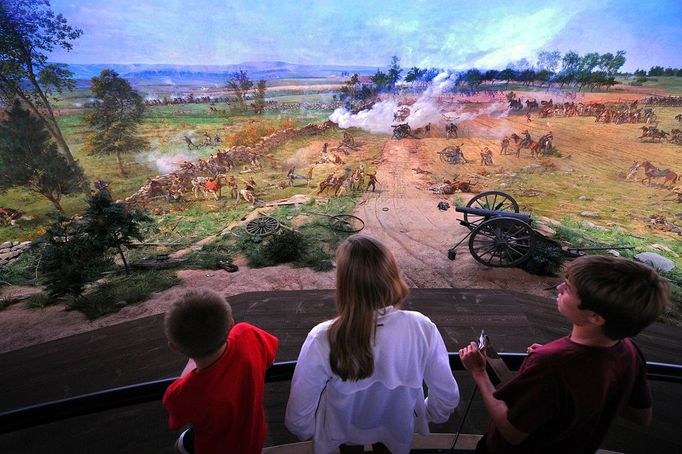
[0,240,31,267]
[124,120,334,207]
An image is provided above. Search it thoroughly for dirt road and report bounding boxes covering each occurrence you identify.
[355,138,556,293]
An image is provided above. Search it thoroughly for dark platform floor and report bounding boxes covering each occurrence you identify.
[1,289,680,453]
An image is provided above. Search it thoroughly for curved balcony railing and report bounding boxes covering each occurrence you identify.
[1,353,680,439]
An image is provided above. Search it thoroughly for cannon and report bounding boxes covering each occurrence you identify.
[445,191,631,267]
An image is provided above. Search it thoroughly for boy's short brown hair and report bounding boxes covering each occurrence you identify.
[165,288,233,358]
[565,256,670,340]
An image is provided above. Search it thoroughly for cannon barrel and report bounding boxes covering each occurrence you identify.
[455,206,531,223]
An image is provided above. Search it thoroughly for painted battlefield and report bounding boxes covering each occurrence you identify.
[2,1,682,453]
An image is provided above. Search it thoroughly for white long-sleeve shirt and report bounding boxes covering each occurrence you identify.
[285,306,460,454]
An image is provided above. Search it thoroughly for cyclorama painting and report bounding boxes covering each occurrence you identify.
[0,0,681,351]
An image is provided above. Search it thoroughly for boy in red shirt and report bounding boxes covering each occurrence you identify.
[460,256,669,454]
[163,288,278,454]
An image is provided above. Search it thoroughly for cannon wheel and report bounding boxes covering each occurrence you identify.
[329,214,365,233]
[245,216,280,237]
[468,217,535,267]
[464,191,519,229]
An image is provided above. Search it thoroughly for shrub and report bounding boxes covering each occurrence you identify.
[262,229,303,264]
[224,123,277,147]
[520,237,565,276]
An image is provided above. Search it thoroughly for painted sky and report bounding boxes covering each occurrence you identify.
[48,0,681,71]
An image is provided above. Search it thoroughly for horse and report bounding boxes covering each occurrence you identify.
[508,98,523,110]
[191,175,223,200]
[637,161,678,188]
[510,134,542,158]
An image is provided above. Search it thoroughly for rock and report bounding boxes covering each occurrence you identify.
[534,223,556,237]
[606,250,621,257]
[580,211,600,218]
[634,252,675,273]
[650,243,675,254]
[578,195,590,201]
[582,221,607,231]
[0,241,11,249]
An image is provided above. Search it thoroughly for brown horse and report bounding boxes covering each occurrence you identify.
[637,161,678,188]
[510,133,542,158]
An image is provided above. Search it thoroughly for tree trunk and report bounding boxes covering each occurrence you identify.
[116,151,127,176]
[118,244,129,275]
[42,192,64,212]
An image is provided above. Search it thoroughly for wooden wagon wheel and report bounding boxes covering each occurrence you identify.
[468,217,535,267]
[245,216,280,237]
[464,191,519,229]
[329,214,364,233]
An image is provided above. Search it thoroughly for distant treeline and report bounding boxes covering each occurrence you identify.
[634,66,682,77]
[342,51,681,101]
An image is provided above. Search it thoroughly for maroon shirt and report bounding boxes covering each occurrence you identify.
[163,323,278,454]
[484,336,650,454]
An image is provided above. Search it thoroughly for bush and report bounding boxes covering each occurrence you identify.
[262,229,303,264]
[520,237,566,276]
[224,123,277,147]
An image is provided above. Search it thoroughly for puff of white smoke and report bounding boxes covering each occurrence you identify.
[329,100,399,134]
[135,149,200,174]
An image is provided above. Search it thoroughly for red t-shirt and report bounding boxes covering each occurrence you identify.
[484,336,651,454]
[162,323,278,454]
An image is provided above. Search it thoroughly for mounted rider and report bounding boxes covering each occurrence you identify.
[520,129,532,147]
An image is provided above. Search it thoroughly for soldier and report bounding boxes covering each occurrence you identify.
[227,175,238,199]
[500,136,510,155]
[521,129,532,147]
[366,172,379,192]
[322,142,329,153]
[480,147,494,166]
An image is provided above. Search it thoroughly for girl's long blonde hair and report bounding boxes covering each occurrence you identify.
[328,235,409,381]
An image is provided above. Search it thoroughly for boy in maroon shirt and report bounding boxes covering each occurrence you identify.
[162,288,278,454]
[460,256,669,454]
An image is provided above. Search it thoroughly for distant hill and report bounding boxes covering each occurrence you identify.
[62,61,378,86]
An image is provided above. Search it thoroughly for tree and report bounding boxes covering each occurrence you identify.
[35,212,108,299]
[81,189,153,275]
[498,68,517,87]
[35,191,152,299]
[253,79,266,114]
[537,50,561,73]
[387,55,402,89]
[459,69,482,88]
[482,69,500,84]
[227,70,253,110]
[0,0,83,170]
[608,50,626,76]
[404,67,426,83]
[0,100,85,212]
[371,70,390,92]
[648,66,665,76]
[560,51,580,74]
[83,70,146,176]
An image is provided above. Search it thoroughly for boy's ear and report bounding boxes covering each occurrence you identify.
[168,341,180,353]
[588,312,607,326]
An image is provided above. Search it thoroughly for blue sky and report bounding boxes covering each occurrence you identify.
[49,0,681,71]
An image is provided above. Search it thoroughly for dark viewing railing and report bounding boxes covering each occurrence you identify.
[1,353,680,435]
